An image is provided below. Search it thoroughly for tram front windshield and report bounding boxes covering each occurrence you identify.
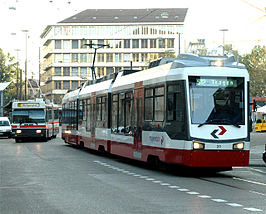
[189,76,245,127]
[13,109,45,124]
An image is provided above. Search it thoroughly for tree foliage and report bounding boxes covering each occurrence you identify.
[240,45,266,97]
[0,48,17,104]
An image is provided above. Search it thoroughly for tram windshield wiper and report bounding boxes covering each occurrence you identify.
[198,119,241,128]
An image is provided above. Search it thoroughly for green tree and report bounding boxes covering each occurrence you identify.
[0,48,17,104]
[240,45,266,97]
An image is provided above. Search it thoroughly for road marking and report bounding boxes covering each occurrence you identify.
[160,183,170,186]
[187,192,199,195]
[243,208,263,212]
[249,167,266,174]
[212,199,227,203]
[93,160,264,213]
[226,203,243,207]
[178,188,189,192]
[198,195,212,199]
[233,177,266,186]
[169,186,180,189]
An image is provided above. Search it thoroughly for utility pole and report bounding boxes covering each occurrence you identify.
[22,30,29,100]
[14,49,20,100]
[220,29,228,56]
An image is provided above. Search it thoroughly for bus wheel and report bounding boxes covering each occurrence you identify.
[15,138,20,143]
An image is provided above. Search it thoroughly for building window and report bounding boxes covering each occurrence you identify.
[158,39,166,48]
[106,67,114,75]
[62,26,71,35]
[72,67,78,76]
[72,81,78,90]
[72,26,79,35]
[54,27,62,35]
[115,40,122,48]
[63,67,70,76]
[115,53,122,62]
[150,39,157,48]
[72,40,78,49]
[80,26,88,35]
[80,67,87,78]
[132,53,139,62]
[80,39,87,49]
[63,54,70,63]
[141,39,148,48]
[55,81,61,89]
[63,81,70,89]
[97,54,104,62]
[124,39,130,48]
[72,54,79,63]
[167,38,174,48]
[54,54,62,63]
[142,26,148,35]
[55,40,61,49]
[63,40,70,49]
[80,54,87,63]
[124,54,131,62]
[132,39,139,48]
[97,67,104,77]
[54,67,61,76]
[106,53,113,62]
[141,53,148,62]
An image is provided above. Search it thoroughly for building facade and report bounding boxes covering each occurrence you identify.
[40,8,187,105]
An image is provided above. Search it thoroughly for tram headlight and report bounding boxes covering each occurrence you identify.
[16,130,22,134]
[193,141,205,150]
[64,130,71,134]
[233,142,244,150]
[36,130,42,134]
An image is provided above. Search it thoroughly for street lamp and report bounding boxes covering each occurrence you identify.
[220,29,228,56]
[22,29,29,100]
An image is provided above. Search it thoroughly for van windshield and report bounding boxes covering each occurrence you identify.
[0,121,10,126]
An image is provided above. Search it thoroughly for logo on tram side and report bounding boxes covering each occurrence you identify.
[211,126,227,139]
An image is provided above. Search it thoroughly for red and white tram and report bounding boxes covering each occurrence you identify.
[12,99,60,142]
[62,54,251,169]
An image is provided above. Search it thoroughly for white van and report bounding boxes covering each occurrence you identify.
[0,117,12,138]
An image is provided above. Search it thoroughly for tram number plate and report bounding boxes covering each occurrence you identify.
[217,145,222,148]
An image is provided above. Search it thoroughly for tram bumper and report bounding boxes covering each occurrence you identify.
[184,150,250,167]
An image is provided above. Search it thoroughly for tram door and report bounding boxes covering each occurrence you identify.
[133,82,143,158]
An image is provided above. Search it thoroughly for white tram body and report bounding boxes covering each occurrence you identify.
[12,98,60,142]
[62,54,250,168]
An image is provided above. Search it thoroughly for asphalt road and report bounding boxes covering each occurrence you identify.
[0,132,265,214]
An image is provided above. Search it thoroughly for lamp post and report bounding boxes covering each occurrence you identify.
[220,29,228,56]
[14,49,20,100]
[22,29,29,100]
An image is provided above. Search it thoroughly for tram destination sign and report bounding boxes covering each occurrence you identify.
[18,103,40,107]
[196,78,237,87]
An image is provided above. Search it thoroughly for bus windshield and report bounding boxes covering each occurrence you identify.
[189,76,245,127]
[13,109,45,124]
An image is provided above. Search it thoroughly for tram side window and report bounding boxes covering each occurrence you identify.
[96,96,107,128]
[118,94,125,133]
[112,92,133,135]
[144,86,165,122]
[86,99,91,131]
[111,94,118,133]
[166,81,187,140]
[125,93,133,134]
[79,100,84,125]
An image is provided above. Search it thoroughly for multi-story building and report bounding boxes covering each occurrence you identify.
[40,8,187,105]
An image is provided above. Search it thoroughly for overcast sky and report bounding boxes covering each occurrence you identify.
[0,0,265,78]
